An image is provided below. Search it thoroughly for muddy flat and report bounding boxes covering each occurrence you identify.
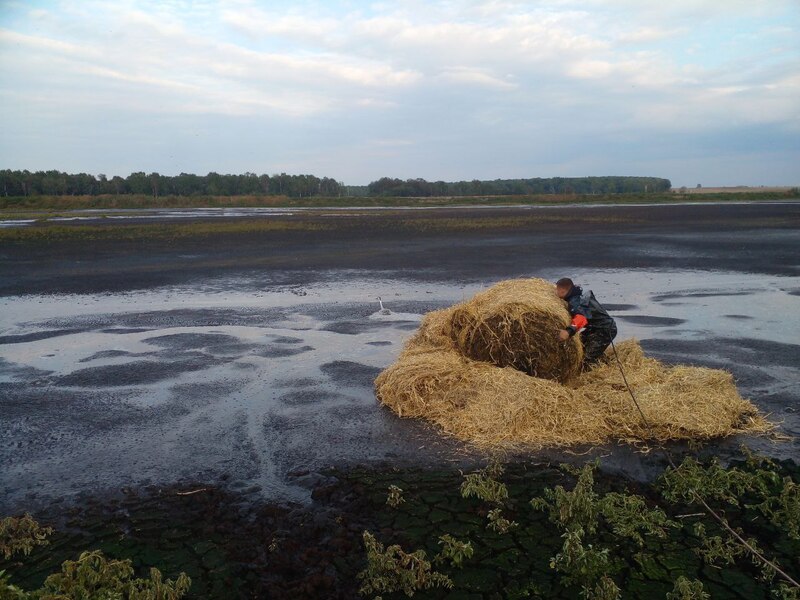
[1,202,799,514]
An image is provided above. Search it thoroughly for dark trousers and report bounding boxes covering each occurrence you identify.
[582,323,618,369]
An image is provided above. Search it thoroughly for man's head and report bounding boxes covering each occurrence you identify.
[555,277,574,299]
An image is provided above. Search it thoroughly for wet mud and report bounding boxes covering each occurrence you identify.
[2,203,800,297]
[1,203,799,595]
[0,204,800,598]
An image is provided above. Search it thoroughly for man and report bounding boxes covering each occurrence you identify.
[555,278,618,369]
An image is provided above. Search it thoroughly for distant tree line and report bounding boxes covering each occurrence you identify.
[0,170,343,198]
[366,176,672,197]
[0,170,671,198]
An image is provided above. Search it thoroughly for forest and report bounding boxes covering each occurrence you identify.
[366,175,671,196]
[0,170,671,198]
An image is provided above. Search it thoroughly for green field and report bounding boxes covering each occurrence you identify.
[0,213,645,243]
[1,189,798,213]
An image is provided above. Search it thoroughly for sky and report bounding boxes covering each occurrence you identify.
[0,0,798,186]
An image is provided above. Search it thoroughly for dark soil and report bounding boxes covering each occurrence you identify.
[2,203,799,296]
[2,202,799,598]
[3,460,798,599]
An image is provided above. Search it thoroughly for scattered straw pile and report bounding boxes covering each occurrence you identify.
[375,278,771,450]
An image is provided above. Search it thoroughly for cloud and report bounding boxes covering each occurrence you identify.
[0,0,797,184]
[0,28,94,57]
[616,26,686,44]
[371,138,414,147]
[567,60,614,80]
[350,12,608,67]
[440,67,517,89]
[221,8,339,40]
[0,5,422,121]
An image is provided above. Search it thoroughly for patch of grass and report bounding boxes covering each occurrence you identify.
[1,189,797,211]
[0,212,641,244]
[2,194,797,243]
[0,219,333,242]
[0,194,296,211]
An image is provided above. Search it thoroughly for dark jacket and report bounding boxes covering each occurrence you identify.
[565,285,616,335]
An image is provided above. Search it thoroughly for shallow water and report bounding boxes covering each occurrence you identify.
[2,265,798,512]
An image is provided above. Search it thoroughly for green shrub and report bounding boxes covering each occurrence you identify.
[435,535,473,568]
[460,461,508,505]
[0,515,52,560]
[486,509,517,534]
[666,576,709,600]
[1,515,190,600]
[357,531,452,597]
[386,485,405,508]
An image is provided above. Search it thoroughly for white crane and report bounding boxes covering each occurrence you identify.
[376,296,391,315]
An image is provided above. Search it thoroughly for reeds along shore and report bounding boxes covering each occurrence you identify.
[375,278,771,449]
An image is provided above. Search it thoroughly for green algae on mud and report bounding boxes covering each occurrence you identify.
[0,219,334,243]
[3,199,800,246]
[1,189,798,212]
[0,213,637,243]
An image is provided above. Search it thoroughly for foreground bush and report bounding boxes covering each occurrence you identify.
[0,516,190,600]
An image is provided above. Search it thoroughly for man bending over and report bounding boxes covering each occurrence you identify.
[555,278,618,369]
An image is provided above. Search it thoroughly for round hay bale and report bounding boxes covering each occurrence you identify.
[407,308,455,350]
[443,278,583,382]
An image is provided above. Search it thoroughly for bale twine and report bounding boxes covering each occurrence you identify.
[375,279,772,450]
